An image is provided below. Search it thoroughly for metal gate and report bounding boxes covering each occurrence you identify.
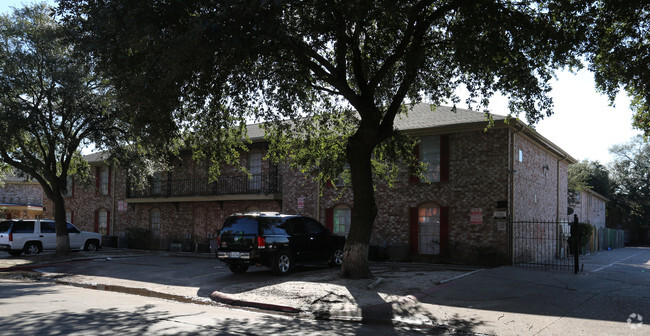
[511,216,580,272]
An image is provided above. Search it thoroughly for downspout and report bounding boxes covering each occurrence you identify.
[556,157,562,223]
[509,127,518,265]
[112,164,116,236]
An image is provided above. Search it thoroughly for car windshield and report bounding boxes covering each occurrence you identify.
[0,221,11,233]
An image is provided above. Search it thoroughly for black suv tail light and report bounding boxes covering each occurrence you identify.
[257,236,266,249]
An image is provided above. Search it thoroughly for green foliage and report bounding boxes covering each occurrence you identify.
[568,160,610,201]
[0,4,126,199]
[577,223,594,250]
[58,0,589,277]
[587,1,650,137]
[608,136,650,238]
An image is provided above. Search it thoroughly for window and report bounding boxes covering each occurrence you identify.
[150,208,161,238]
[98,166,110,196]
[333,205,351,236]
[518,149,523,162]
[418,203,440,254]
[13,221,35,233]
[67,223,80,234]
[40,221,56,233]
[419,136,441,182]
[249,152,262,191]
[152,172,162,195]
[66,209,73,223]
[97,209,108,235]
[303,218,325,234]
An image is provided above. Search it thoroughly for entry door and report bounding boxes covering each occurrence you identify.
[418,205,440,254]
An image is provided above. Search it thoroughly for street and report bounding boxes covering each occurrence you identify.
[0,278,436,336]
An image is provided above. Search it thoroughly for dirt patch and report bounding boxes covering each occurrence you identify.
[216,265,473,313]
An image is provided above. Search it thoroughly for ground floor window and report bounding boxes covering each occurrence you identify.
[418,203,440,254]
[97,209,108,235]
[150,208,161,238]
[333,205,351,236]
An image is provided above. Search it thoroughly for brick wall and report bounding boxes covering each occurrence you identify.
[0,181,44,219]
[512,132,570,222]
[42,163,135,235]
[283,127,514,261]
[572,190,606,228]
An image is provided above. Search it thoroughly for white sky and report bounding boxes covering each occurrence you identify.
[2,0,642,165]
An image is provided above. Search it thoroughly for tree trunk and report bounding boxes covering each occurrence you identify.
[52,192,71,256]
[340,134,377,279]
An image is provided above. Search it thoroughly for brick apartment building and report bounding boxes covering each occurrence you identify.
[0,174,44,220]
[41,103,577,264]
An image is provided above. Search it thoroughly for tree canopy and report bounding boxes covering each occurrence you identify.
[59,0,589,278]
[568,160,610,198]
[587,0,650,136]
[608,136,650,243]
[0,4,126,254]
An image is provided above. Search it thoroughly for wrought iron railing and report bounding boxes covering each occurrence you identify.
[126,173,282,199]
[0,196,43,207]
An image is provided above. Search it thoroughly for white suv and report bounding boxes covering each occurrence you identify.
[0,219,102,256]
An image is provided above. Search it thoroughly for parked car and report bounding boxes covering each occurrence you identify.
[0,219,102,256]
[216,212,346,275]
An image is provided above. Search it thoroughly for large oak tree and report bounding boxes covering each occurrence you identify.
[0,4,127,255]
[60,0,587,278]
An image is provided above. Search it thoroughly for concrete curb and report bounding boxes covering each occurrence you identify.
[55,278,215,306]
[209,290,301,314]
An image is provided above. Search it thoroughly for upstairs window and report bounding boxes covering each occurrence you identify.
[249,152,262,191]
[97,166,110,196]
[419,136,441,183]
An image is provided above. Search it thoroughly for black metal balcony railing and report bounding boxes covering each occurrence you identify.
[126,173,282,199]
[0,196,43,207]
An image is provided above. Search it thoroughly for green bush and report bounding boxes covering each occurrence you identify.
[125,227,154,250]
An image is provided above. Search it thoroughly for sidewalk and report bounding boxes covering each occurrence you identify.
[2,247,649,335]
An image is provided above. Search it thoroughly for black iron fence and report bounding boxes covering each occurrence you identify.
[511,217,579,272]
[126,173,282,199]
[0,196,43,206]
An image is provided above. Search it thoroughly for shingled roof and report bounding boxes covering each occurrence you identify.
[394,103,506,131]
[247,103,504,140]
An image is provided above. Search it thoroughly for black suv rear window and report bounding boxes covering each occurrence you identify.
[221,216,292,236]
[221,217,259,235]
[259,218,290,235]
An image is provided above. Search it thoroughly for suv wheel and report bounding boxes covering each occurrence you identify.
[228,264,249,274]
[84,240,99,251]
[24,242,41,255]
[272,250,292,275]
[329,248,344,267]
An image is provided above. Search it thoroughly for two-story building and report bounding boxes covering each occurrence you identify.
[43,103,577,264]
[0,174,44,220]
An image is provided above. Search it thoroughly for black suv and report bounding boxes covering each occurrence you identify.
[216,213,346,275]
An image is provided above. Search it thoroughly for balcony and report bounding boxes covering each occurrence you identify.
[126,173,282,202]
[0,196,43,207]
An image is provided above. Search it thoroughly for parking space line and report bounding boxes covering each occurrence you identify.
[589,251,647,273]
